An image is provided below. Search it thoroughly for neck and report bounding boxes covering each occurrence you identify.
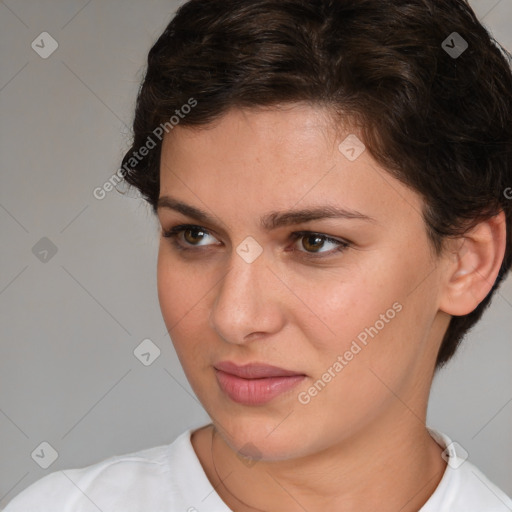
[193,405,446,512]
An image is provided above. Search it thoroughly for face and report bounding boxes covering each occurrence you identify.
[157,104,450,460]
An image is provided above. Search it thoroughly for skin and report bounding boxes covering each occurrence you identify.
[156,104,506,512]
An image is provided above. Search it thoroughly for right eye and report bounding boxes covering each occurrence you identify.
[162,224,221,250]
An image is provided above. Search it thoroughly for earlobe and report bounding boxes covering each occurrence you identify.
[439,210,507,317]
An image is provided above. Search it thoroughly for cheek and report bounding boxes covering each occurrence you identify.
[294,266,394,355]
[298,253,431,382]
[157,250,185,327]
[157,244,214,320]
[302,258,437,406]
[293,294,411,440]
[156,249,208,358]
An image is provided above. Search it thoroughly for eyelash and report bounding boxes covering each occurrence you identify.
[161,224,350,259]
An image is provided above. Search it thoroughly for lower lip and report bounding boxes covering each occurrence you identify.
[215,369,306,405]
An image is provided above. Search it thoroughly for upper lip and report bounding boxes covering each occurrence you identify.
[214,361,305,379]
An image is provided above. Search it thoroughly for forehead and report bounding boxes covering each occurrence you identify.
[158,106,424,229]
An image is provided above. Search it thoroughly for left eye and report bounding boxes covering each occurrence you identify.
[290,232,349,255]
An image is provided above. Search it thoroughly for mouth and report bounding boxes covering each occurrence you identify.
[214,361,307,406]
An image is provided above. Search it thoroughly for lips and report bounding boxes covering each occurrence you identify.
[214,361,306,405]
[215,361,304,379]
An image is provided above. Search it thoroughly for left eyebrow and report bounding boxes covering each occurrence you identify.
[157,195,377,231]
[261,205,377,230]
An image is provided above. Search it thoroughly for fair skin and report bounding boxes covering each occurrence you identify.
[156,104,506,512]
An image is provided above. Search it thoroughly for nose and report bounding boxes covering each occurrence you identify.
[209,248,286,345]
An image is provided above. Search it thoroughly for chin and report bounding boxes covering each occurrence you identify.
[212,409,313,461]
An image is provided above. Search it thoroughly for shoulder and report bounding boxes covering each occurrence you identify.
[444,459,512,512]
[422,428,512,512]
[2,429,196,512]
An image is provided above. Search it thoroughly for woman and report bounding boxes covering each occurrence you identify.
[5,0,512,510]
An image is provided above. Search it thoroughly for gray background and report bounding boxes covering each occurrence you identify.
[1,0,511,507]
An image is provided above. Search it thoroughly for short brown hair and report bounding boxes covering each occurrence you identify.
[121,0,512,369]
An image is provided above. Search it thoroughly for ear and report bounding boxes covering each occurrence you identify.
[439,210,507,316]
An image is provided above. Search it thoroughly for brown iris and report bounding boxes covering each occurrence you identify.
[301,234,325,253]
[183,227,206,245]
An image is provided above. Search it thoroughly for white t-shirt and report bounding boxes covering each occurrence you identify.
[3,425,512,512]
